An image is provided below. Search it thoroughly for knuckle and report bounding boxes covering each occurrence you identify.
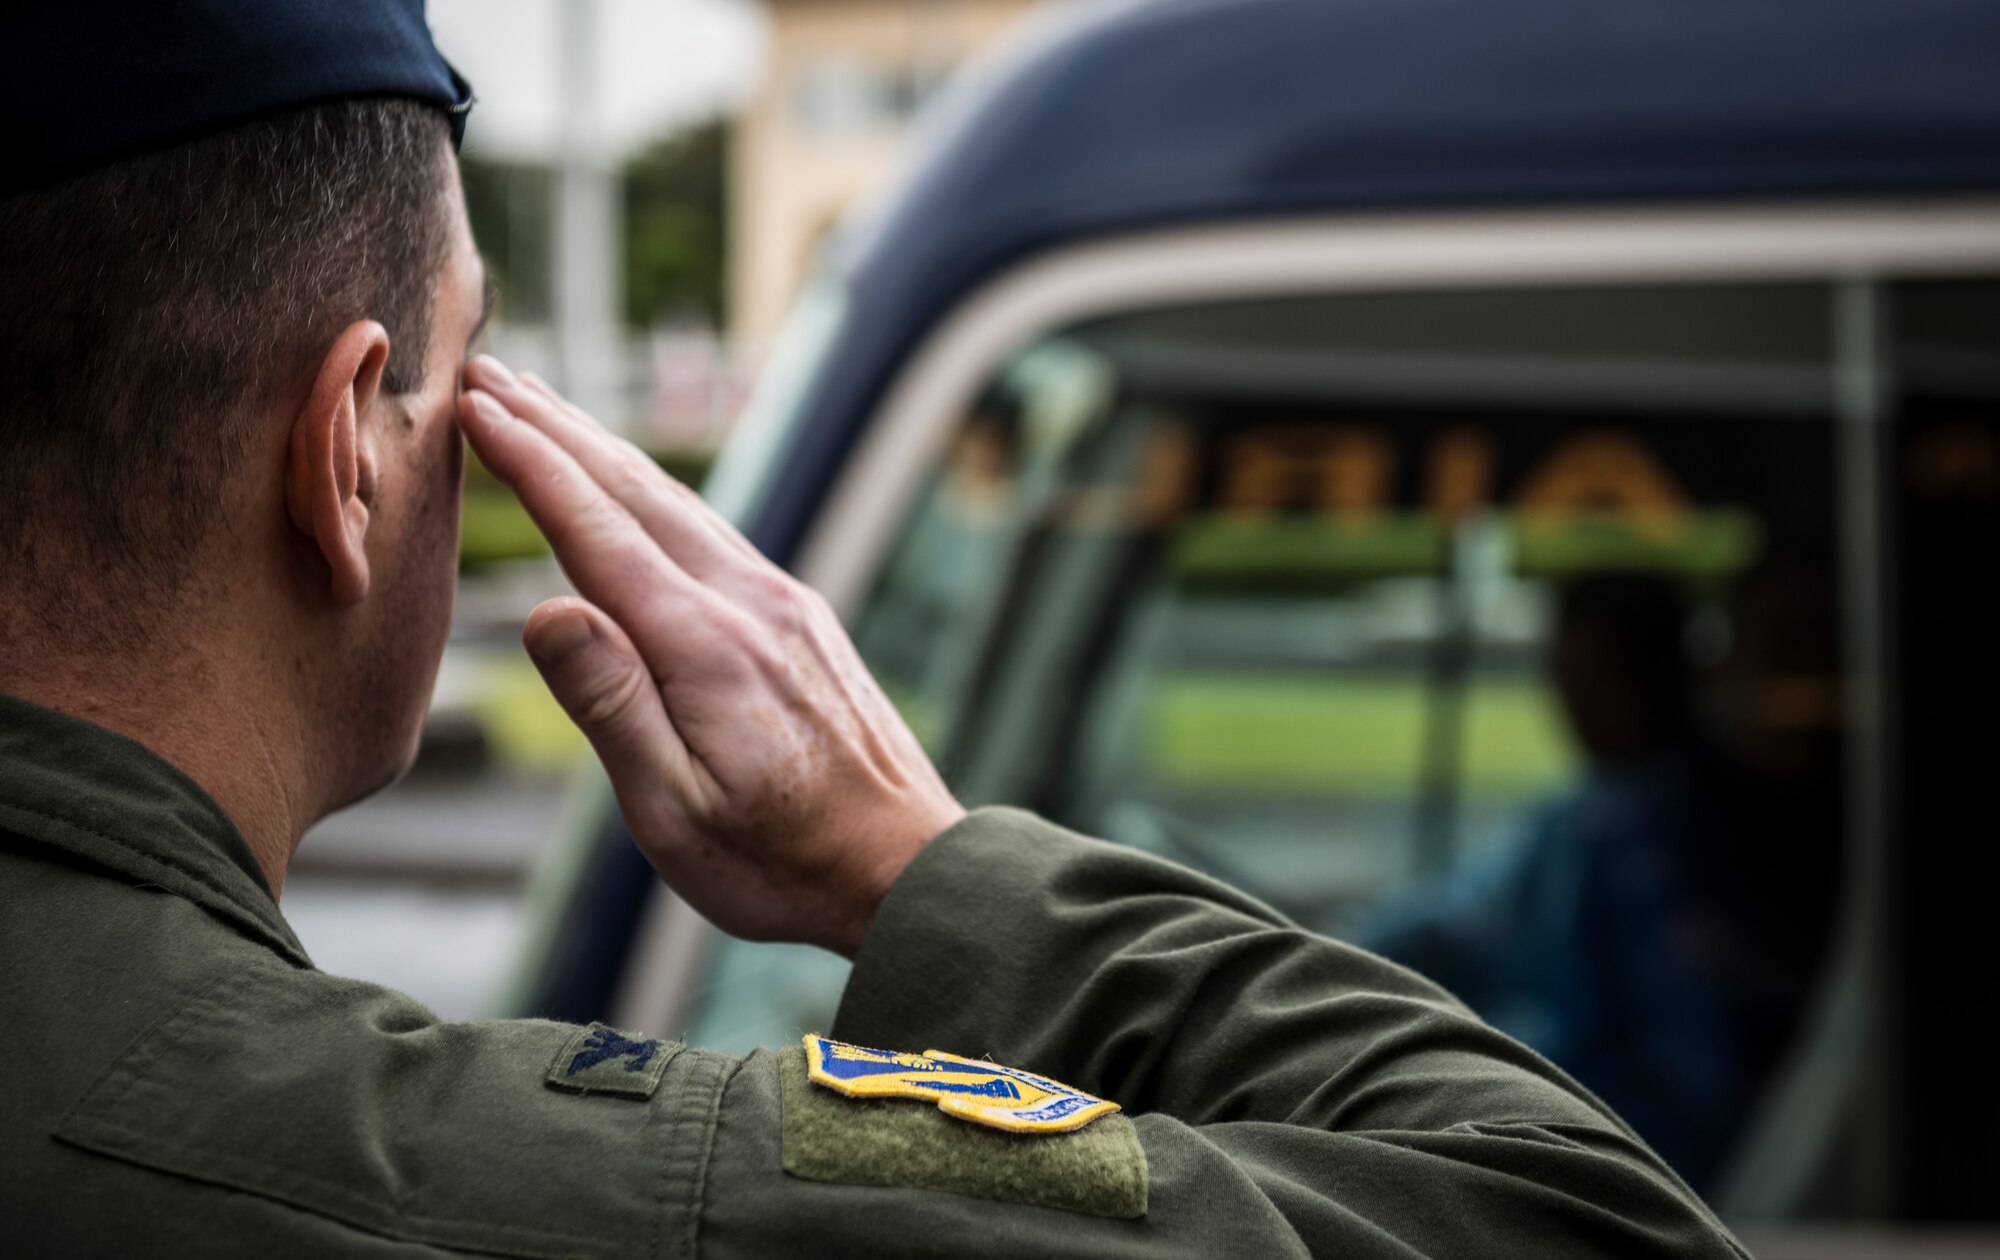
[614,434,655,467]
[576,496,632,548]
[610,449,662,501]
[570,660,652,732]
[690,597,761,662]
[757,574,812,638]
[730,604,782,657]
[796,582,836,623]
[607,469,652,509]
[538,479,618,549]
[756,569,800,607]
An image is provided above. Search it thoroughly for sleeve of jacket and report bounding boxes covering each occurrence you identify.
[705,806,1745,1259]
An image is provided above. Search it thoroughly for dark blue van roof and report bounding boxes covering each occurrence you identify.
[748,0,2000,565]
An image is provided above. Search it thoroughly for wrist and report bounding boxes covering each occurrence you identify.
[829,800,967,958]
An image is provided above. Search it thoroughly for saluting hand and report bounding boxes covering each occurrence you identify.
[457,358,965,957]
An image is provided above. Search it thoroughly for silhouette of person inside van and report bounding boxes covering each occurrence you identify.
[1359,568,1841,1191]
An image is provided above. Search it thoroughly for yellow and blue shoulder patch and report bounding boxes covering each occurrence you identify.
[779,1039,1147,1218]
[803,1034,1120,1134]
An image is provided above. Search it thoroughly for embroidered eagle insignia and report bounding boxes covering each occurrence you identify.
[567,1026,661,1076]
[545,1022,678,1099]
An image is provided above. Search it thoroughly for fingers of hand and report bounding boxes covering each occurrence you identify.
[463,364,955,952]
[523,597,693,793]
[458,389,701,637]
[464,356,755,577]
[521,362,762,567]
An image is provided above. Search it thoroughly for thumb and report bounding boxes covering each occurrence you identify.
[524,597,681,787]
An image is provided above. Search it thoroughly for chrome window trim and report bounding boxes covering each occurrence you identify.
[796,199,2000,613]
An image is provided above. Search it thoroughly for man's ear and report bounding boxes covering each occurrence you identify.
[288,321,391,606]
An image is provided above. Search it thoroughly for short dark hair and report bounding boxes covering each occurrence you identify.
[0,98,455,630]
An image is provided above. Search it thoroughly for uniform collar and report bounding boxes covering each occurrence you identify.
[0,692,311,967]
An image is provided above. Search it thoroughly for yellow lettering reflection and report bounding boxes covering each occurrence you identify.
[1220,429,1395,520]
[1515,431,1689,529]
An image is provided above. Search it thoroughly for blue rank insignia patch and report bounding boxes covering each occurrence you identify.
[545,1022,680,1099]
[802,1034,1120,1134]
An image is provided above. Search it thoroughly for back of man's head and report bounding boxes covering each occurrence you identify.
[0,2,486,871]
[1551,571,1695,769]
[0,99,454,646]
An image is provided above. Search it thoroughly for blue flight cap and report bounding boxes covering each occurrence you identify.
[1,0,474,195]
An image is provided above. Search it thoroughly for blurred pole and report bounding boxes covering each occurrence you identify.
[1412,513,1506,882]
[1830,275,1896,1216]
[1716,277,1895,1220]
[554,0,623,431]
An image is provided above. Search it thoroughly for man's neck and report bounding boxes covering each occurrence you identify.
[2,640,315,898]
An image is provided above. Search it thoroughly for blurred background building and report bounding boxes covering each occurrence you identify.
[732,0,1035,345]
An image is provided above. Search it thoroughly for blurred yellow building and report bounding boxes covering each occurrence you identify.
[731,0,1038,346]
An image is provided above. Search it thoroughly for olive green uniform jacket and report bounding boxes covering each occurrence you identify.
[0,695,1747,1258]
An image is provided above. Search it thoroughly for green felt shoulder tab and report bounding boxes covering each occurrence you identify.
[544,1022,681,1099]
[777,1046,1148,1219]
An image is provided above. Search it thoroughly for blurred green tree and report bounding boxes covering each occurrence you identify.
[623,119,727,330]
[460,120,726,332]
[458,158,554,324]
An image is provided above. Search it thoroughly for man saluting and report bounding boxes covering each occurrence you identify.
[0,3,1745,1256]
